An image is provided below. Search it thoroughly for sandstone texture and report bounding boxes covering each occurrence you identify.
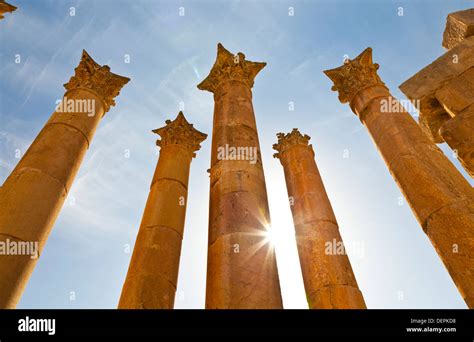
[199,43,283,308]
[118,112,206,309]
[325,48,474,308]
[273,129,366,309]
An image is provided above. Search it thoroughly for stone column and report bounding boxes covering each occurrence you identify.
[400,9,474,177]
[0,50,129,308]
[324,48,474,308]
[273,129,366,309]
[118,112,206,309]
[0,1,16,20]
[198,43,283,308]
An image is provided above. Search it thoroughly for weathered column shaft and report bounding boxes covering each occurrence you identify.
[118,112,206,309]
[199,43,283,308]
[273,129,366,309]
[0,50,129,308]
[325,48,474,308]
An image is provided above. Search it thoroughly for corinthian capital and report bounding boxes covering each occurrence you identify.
[324,48,386,104]
[273,128,312,159]
[153,111,207,157]
[64,50,130,112]
[0,1,16,20]
[197,43,266,93]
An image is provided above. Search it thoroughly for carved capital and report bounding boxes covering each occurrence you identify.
[324,48,386,104]
[64,50,130,112]
[197,43,266,93]
[153,111,207,157]
[0,1,17,20]
[273,128,312,159]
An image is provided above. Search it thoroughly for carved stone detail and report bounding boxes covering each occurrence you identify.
[324,47,386,104]
[443,9,474,49]
[272,128,312,158]
[0,1,16,20]
[64,50,130,112]
[153,111,207,157]
[197,43,266,93]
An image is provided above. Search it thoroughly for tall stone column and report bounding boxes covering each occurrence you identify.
[118,112,206,309]
[0,50,129,308]
[198,43,283,308]
[400,9,474,177]
[273,129,366,309]
[324,48,474,308]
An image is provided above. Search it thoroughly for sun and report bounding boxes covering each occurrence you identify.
[263,224,282,248]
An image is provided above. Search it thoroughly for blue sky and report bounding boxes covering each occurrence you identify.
[1,0,473,309]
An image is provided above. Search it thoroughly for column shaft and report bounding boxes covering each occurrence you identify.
[274,130,366,308]
[361,89,474,307]
[199,44,283,308]
[118,112,206,309]
[325,48,474,307]
[0,51,129,308]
